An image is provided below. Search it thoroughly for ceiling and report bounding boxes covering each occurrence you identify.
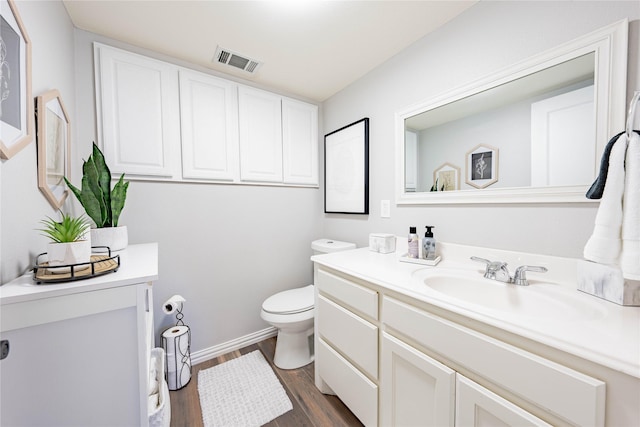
[62,0,477,102]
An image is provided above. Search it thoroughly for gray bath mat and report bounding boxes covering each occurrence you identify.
[197,350,292,427]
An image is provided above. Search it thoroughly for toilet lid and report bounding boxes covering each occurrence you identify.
[262,285,314,315]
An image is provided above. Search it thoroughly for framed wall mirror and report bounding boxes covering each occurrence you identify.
[36,89,70,209]
[395,19,628,204]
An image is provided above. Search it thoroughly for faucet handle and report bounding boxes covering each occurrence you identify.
[470,256,492,266]
[513,265,548,286]
[471,257,510,281]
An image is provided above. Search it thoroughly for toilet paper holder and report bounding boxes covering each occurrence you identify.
[161,295,192,390]
[163,295,186,325]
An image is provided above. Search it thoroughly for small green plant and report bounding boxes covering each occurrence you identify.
[64,143,129,228]
[39,211,89,243]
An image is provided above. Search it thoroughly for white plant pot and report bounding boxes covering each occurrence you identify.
[47,240,92,270]
[90,226,128,251]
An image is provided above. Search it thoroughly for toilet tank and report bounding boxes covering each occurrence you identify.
[311,238,356,255]
[311,239,356,286]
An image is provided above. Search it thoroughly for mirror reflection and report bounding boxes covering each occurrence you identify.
[404,53,596,193]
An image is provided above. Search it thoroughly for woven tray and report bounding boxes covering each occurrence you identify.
[33,253,120,284]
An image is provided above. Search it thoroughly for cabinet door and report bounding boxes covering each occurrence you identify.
[282,98,318,185]
[456,375,551,427]
[95,43,180,178]
[238,86,283,182]
[179,70,239,181]
[0,287,145,426]
[381,333,456,427]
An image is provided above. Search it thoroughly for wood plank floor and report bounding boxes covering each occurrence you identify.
[169,337,363,427]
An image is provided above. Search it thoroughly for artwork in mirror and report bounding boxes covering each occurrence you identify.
[433,162,460,191]
[36,89,70,209]
[0,0,33,160]
[466,144,498,189]
[396,19,628,204]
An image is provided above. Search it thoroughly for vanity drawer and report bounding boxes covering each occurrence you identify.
[383,296,605,427]
[317,295,378,379]
[317,269,378,320]
[317,338,378,427]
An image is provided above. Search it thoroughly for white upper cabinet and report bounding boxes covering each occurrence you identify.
[95,43,181,178]
[283,98,319,185]
[238,86,284,183]
[179,69,239,181]
[94,43,318,187]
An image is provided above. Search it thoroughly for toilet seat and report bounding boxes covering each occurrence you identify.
[262,284,314,315]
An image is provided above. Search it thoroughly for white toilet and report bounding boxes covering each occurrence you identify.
[261,239,356,369]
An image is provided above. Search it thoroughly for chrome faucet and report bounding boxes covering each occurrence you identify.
[471,257,547,286]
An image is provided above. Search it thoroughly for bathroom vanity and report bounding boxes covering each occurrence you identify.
[312,242,640,427]
[0,243,159,426]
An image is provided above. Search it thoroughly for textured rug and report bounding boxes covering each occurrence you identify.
[198,350,293,427]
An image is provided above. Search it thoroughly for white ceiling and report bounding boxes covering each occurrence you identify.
[62,0,477,102]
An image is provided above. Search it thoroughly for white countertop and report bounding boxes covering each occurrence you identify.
[312,241,640,379]
[0,243,159,305]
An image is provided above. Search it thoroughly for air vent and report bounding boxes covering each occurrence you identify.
[214,47,262,74]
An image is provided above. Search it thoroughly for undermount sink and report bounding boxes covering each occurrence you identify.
[417,271,607,321]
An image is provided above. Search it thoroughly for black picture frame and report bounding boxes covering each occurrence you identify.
[324,118,369,214]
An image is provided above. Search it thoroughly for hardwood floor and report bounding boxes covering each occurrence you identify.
[169,337,363,427]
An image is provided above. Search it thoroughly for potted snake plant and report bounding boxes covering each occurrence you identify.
[39,211,91,271]
[64,143,130,251]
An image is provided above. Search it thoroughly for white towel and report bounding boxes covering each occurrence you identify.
[621,132,640,279]
[584,133,628,264]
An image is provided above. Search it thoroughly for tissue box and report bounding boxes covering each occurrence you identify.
[369,233,396,254]
[577,260,640,306]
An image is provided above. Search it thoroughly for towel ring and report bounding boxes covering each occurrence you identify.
[626,90,640,138]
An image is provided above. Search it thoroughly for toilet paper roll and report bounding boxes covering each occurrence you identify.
[162,295,186,315]
[162,325,191,390]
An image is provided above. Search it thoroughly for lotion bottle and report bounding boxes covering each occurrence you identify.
[408,227,419,258]
[422,226,436,260]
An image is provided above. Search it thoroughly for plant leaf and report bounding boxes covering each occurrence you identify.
[80,174,105,227]
[111,175,129,227]
[83,156,108,226]
[91,143,112,226]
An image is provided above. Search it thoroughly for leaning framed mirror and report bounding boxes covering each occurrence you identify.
[36,89,70,209]
[395,19,628,205]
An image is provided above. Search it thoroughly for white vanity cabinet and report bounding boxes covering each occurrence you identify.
[94,43,319,187]
[315,269,379,427]
[313,261,614,427]
[95,44,181,178]
[0,244,159,427]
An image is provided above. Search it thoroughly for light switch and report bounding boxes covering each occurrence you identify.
[381,200,391,218]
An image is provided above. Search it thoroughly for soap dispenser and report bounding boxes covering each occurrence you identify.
[408,227,419,258]
[422,226,436,260]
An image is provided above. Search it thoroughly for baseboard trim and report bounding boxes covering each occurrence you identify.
[190,326,278,365]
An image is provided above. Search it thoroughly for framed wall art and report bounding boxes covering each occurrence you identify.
[324,117,369,214]
[0,0,33,159]
[466,144,499,189]
[433,162,460,191]
[36,89,70,209]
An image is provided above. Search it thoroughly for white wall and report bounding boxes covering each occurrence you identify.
[321,1,640,258]
[72,30,324,352]
[0,0,76,283]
